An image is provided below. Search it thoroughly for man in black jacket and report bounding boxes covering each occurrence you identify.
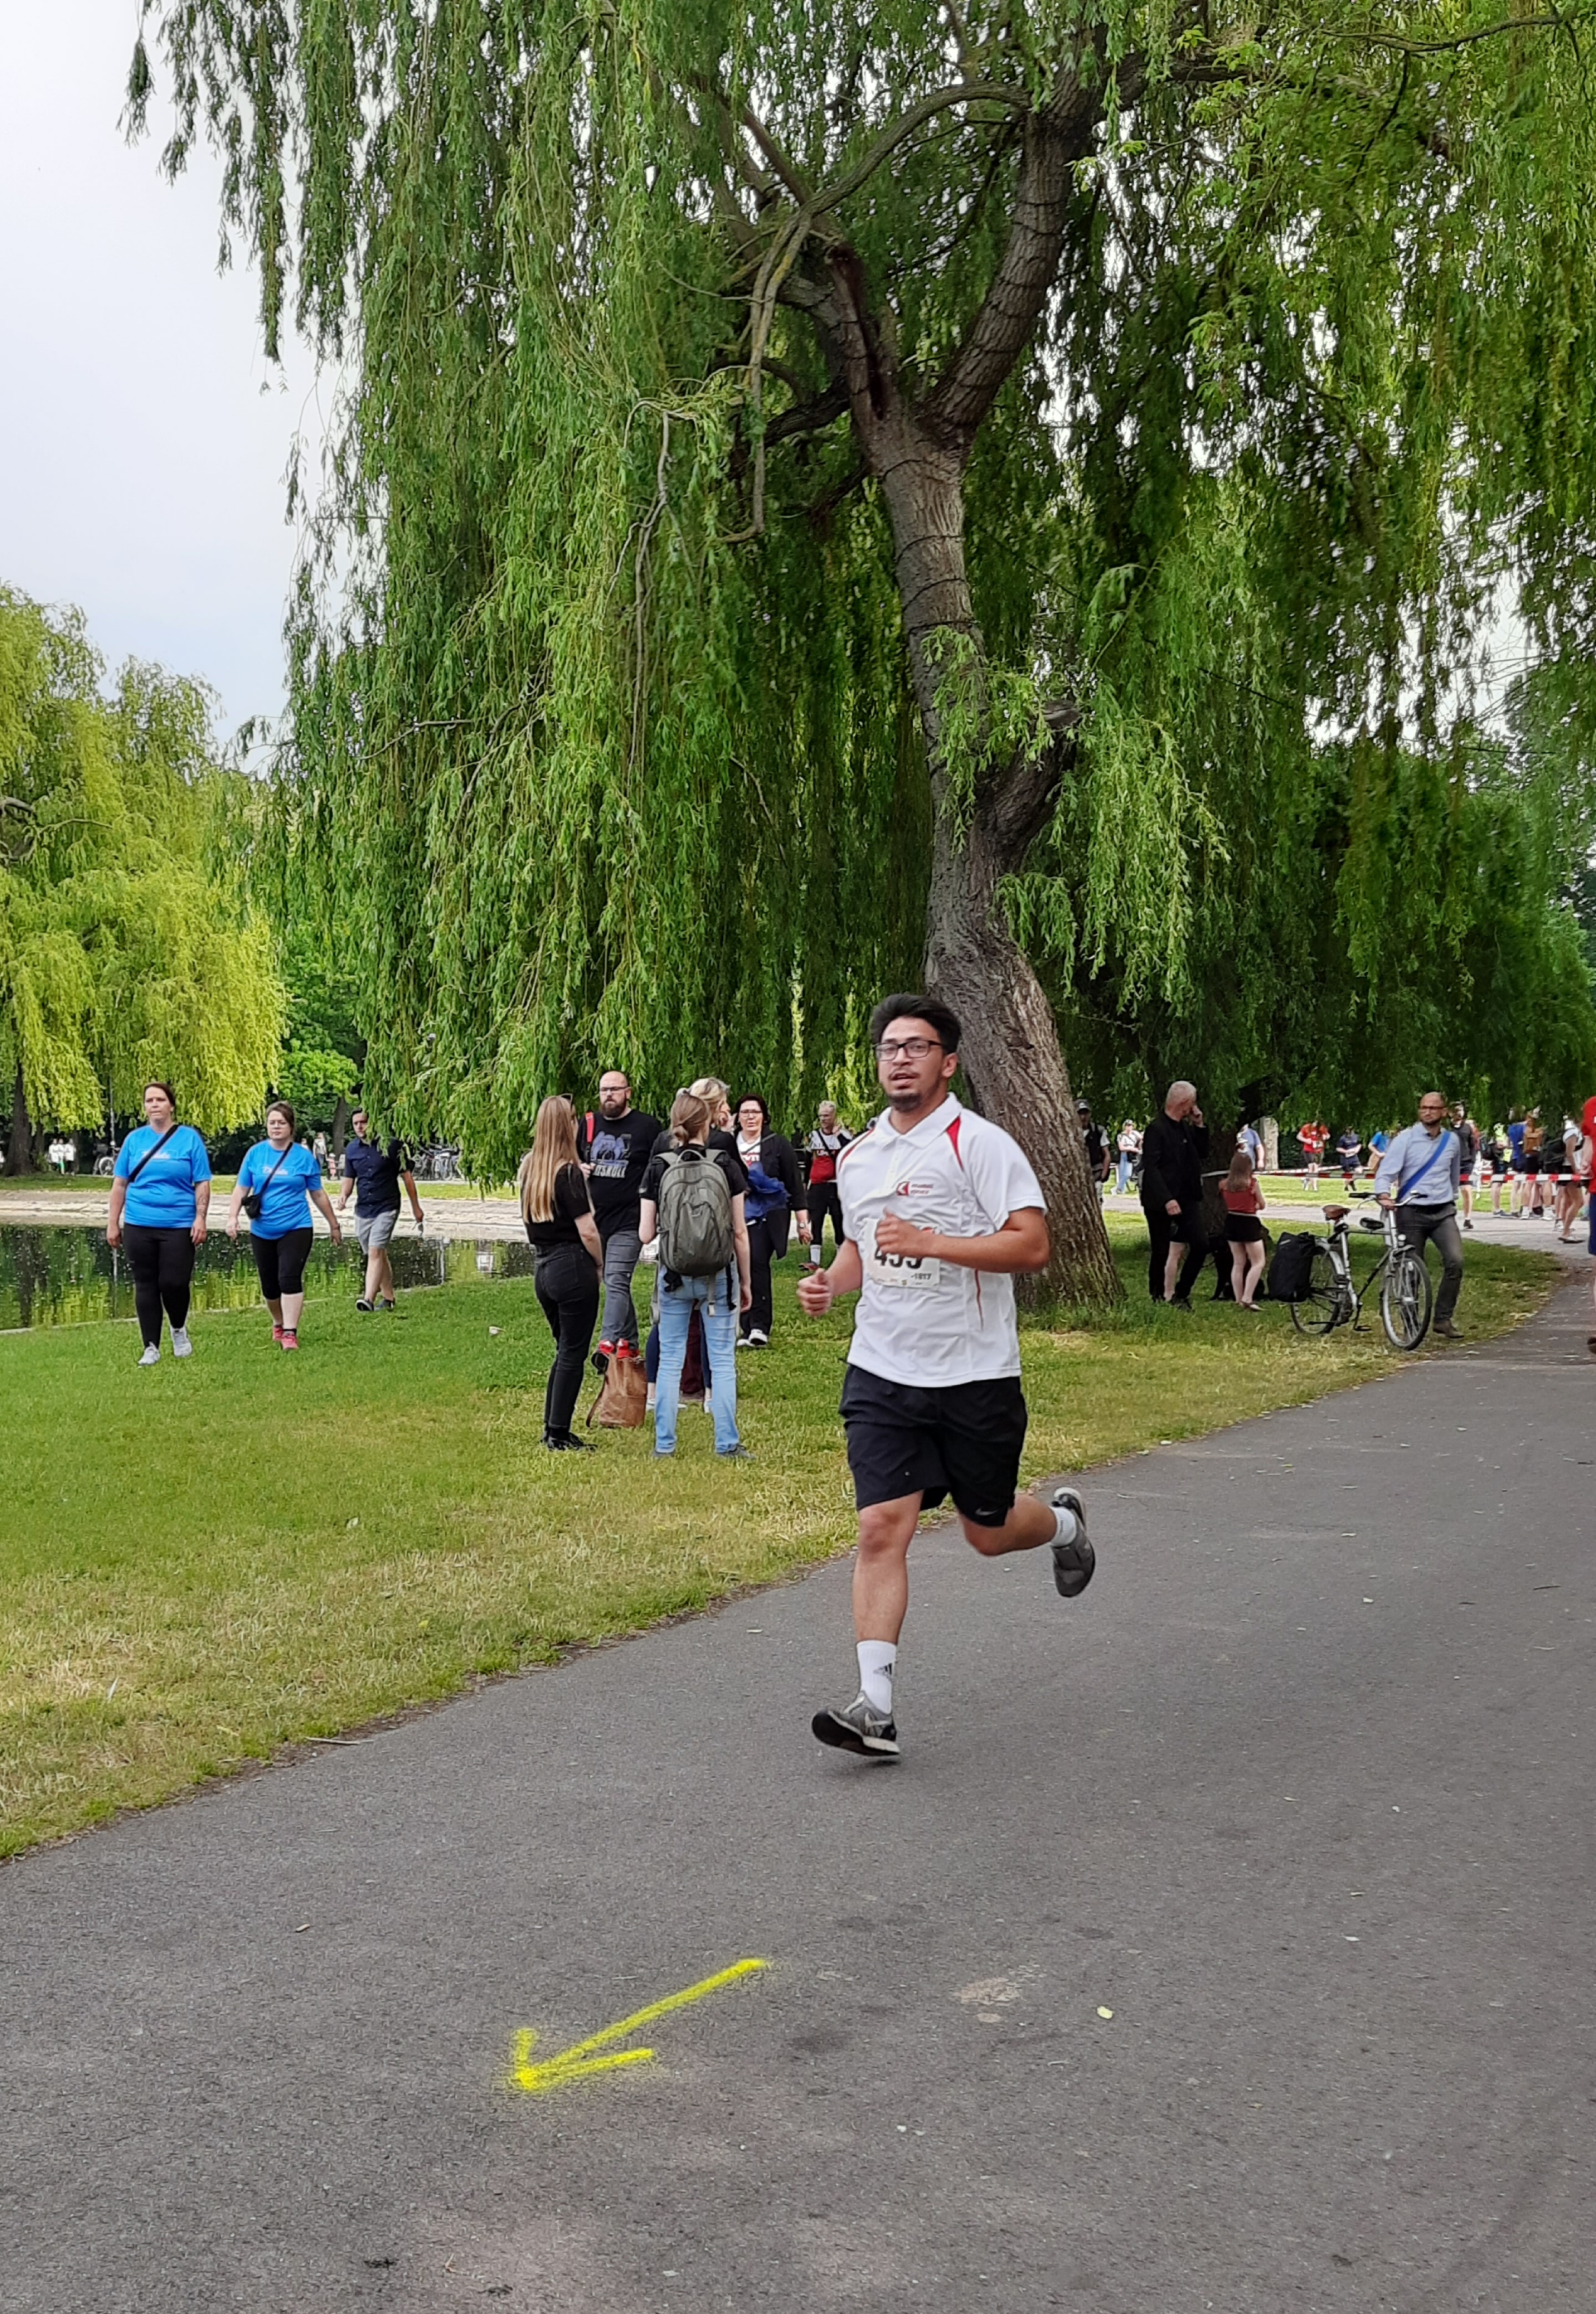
[1139,1081,1210,1306]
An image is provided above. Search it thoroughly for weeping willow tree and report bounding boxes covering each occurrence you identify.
[0,587,285,1168]
[131,1,1596,1297]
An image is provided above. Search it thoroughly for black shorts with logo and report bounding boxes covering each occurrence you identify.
[840,1365,1028,1529]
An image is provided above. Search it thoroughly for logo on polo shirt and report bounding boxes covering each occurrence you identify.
[895,1179,937,1198]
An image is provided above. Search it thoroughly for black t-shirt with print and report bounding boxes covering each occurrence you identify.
[524,1163,594,1251]
[575,1108,663,1236]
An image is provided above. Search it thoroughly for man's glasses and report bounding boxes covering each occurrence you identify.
[874,1037,944,1061]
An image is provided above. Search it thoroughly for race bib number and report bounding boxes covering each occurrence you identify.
[865,1227,940,1291]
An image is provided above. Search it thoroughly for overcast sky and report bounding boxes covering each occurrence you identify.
[1,1,317,743]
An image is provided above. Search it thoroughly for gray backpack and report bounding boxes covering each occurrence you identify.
[657,1147,736,1278]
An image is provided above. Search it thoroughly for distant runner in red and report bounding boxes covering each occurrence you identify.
[797,994,1095,1758]
[1298,1119,1327,1195]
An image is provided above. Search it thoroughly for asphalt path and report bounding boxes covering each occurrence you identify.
[4,1273,1593,2313]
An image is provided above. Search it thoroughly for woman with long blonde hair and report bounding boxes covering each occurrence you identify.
[638,1087,753,1458]
[518,1094,604,1450]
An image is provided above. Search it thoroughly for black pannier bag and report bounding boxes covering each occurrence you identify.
[1266,1231,1318,1303]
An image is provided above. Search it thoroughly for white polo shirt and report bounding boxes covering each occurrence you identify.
[836,1095,1045,1387]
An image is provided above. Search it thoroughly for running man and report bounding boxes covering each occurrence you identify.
[797,993,1094,1758]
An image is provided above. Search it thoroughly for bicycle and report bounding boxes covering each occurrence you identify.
[1289,1197,1433,1350]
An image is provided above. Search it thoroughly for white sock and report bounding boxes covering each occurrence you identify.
[856,1640,895,1715]
[1051,1502,1078,1548]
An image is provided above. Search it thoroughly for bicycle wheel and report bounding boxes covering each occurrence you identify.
[1290,1243,1347,1335]
[1380,1247,1433,1350]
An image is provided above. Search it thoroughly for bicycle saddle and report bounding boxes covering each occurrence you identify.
[1321,1203,1350,1220]
[1358,1215,1384,1232]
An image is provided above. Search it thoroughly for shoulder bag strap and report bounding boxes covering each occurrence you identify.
[255,1146,293,1196]
[124,1124,180,1186]
[1394,1129,1453,1203]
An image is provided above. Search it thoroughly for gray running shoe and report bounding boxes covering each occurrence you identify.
[137,1343,160,1368]
[1050,1486,1096,1598]
[811,1693,900,1759]
[170,1325,193,1358]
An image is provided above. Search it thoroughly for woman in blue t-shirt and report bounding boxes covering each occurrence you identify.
[107,1079,212,1366]
[226,1099,343,1350]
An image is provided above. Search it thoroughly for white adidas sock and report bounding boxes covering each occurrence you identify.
[1050,1502,1079,1548]
[856,1640,896,1715]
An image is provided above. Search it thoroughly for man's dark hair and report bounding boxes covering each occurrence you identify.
[868,992,962,1053]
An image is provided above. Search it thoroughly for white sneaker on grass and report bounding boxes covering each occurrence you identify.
[170,1326,193,1358]
[137,1344,161,1367]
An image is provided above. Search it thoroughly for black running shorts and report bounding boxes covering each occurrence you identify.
[840,1365,1028,1528]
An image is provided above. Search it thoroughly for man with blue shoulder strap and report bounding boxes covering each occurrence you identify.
[1375,1092,1464,1339]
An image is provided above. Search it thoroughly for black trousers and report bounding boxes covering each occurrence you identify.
[742,1214,786,1337]
[807,1181,845,1255]
[1142,1198,1208,1303]
[535,1241,600,1436]
[123,1223,196,1348]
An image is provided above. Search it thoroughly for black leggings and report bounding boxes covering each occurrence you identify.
[536,1241,600,1436]
[123,1224,196,1350]
[251,1227,314,1302]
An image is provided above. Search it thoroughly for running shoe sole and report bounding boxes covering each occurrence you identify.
[1050,1486,1096,1598]
[811,1705,900,1759]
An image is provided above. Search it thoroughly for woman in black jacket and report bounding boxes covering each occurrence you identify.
[733,1095,811,1345]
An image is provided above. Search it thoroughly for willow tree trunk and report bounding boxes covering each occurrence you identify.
[872,423,1121,1305]
[5,1066,35,1177]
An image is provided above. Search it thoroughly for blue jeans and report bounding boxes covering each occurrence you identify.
[655,1271,740,1454]
[1116,1155,1132,1193]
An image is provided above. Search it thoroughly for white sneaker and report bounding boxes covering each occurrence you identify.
[170,1326,193,1358]
[138,1344,160,1367]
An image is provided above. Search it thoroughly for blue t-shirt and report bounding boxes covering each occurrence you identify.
[237,1141,323,1238]
[1507,1120,1527,1165]
[114,1123,211,1228]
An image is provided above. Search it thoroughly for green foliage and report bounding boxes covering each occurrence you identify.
[0,587,286,1143]
[130,2,1596,1160]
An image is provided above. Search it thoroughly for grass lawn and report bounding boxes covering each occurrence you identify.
[0,1224,1560,1859]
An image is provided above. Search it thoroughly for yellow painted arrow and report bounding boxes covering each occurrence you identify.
[510,1957,768,2094]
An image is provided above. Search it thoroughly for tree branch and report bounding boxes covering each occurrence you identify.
[1331,13,1578,56]
[985,715,1080,874]
[804,80,1030,220]
[764,384,851,446]
[924,78,1104,447]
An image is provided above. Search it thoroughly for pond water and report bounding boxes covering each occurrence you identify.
[0,1226,538,1332]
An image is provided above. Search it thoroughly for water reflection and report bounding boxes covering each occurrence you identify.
[0,1227,537,1331]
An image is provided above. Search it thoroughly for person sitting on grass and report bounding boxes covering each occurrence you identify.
[1221,1146,1268,1311]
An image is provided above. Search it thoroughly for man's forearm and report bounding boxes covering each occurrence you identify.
[925,1230,1049,1275]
